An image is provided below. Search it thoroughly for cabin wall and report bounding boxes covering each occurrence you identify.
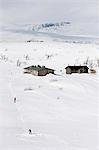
[66,68,71,74]
[31,70,38,76]
[78,67,88,73]
[72,69,78,73]
[38,69,54,76]
[24,69,38,75]
[24,68,54,76]
[66,67,88,74]
[47,70,54,74]
[84,68,88,73]
[38,70,48,76]
[24,69,31,74]
[78,67,84,73]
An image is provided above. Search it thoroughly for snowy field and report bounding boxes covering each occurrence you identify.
[0,0,99,149]
[0,41,99,150]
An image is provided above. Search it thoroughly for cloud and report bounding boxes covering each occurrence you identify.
[0,0,98,25]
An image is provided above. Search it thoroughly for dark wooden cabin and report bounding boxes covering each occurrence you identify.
[24,65,55,76]
[65,66,89,74]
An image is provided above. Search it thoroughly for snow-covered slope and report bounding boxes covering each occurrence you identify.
[32,22,71,33]
[0,23,99,43]
[0,41,99,150]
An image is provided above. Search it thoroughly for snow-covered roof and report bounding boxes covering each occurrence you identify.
[24,65,55,71]
[65,66,89,69]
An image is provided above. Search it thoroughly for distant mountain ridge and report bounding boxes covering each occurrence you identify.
[31,21,72,36]
[31,21,99,38]
[32,21,71,31]
[0,21,99,43]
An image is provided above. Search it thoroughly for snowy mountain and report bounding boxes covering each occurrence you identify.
[32,21,71,31]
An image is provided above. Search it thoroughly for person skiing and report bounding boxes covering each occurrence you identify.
[29,129,32,134]
[14,97,16,103]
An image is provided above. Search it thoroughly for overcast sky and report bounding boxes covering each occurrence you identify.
[0,0,99,24]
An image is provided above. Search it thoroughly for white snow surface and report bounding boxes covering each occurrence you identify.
[0,41,99,150]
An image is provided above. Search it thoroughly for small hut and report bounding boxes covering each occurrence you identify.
[24,65,55,76]
[65,66,89,74]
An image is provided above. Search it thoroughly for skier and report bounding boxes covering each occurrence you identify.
[29,129,32,134]
[14,97,16,103]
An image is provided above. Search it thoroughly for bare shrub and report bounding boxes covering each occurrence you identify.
[83,57,89,65]
[24,54,29,60]
[0,54,8,61]
[16,59,21,67]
